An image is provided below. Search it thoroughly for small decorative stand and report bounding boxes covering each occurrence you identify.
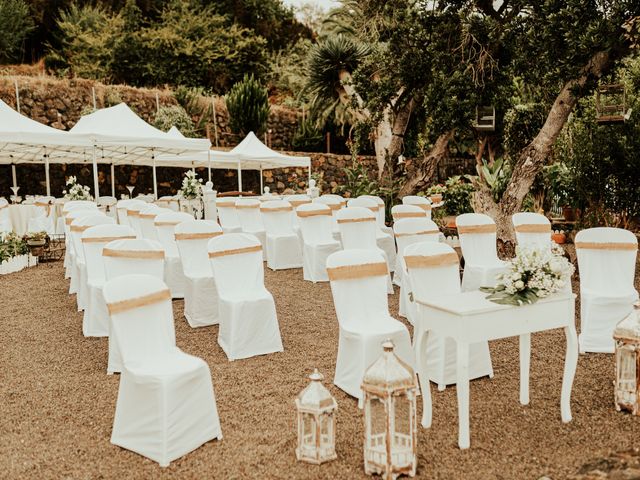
[614,303,640,414]
[295,369,338,465]
[307,179,320,199]
[362,340,417,480]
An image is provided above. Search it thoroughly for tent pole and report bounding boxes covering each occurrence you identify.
[259,166,263,193]
[44,152,51,197]
[207,150,211,182]
[92,145,100,199]
[11,164,17,189]
[237,162,242,192]
[111,163,116,198]
[152,154,158,200]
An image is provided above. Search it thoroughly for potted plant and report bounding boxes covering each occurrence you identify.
[24,231,48,256]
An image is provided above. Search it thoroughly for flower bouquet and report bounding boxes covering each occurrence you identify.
[63,176,93,201]
[480,243,574,306]
[178,170,203,200]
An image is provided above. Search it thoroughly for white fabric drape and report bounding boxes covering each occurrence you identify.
[296,203,341,282]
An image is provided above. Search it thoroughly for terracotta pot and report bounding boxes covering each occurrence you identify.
[429,194,443,204]
[551,232,566,244]
[444,216,457,229]
[562,206,575,222]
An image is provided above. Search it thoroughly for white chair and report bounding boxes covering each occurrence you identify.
[456,213,508,291]
[103,274,222,467]
[216,198,242,233]
[336,206,393,293]
[125,202,147,238]
[235,198,267,259]
[0,198,12,232]
[404,241,494,389]
[138,204,166,240]
[393,217,441,323]
[392,204,425,223]
[103,238,166,374]
[70,213,114,312]
[284,194,311,231]
[402,195,432,219]
[512,212,552,251]
[81,224,137,337]
[576,227,639,353]
[65,208,102,296]
[156,195,180,212]
[207,233,283,360]
[326,249,414,404]
[27,196,56,234]
[116,199,146,227]
[154,211,193,299]
[62,201,98,278]
[260,200,303,270]
[175,220,222,328]
[321,193,346,209]
[296,203,341,283]
[347,197,396,272]
[360,194,393,236]
[313,196,342,242]
[97,196,118,218]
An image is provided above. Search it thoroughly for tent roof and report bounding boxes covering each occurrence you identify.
[0,99,93,164]
[167,126,185,138]
[70,103,210,164]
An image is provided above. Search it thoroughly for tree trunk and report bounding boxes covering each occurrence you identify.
[379,97,415,178]
[475,50,612,244]
[397,130,454,198]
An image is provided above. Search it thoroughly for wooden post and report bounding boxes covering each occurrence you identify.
[211,96,219,147]
[325,132,331,154]
[14,78,20,113]
[92,87,97,111]
[155,91,160,114]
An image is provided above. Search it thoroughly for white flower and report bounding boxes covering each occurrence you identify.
[514,280,524,290]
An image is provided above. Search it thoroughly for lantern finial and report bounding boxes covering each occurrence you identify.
[309,368,324,382]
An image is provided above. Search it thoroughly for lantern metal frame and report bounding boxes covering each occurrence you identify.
[295,369,338,465]
[614,303,640,414]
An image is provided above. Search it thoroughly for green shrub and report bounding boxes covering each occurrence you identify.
[0,0,34,63]
[503,103,547,160]
[154,105,195,137]
[226,74,270,136]
[292,117,323,151]
[425,176,474,216]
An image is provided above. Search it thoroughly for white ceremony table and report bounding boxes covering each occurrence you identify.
[8,204,64,235]
[414,290,578,449]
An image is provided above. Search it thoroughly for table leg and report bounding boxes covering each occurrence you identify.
[415,326,433,429]
[561,324,578,423]
[519,333,531,405]
[456,341,470,449]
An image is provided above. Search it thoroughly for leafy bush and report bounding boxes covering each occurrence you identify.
[543,162,577,207]
[226,74,270,136]
[292,117,323,152]
[0,0,34,63]
[426,176,474,216]
[339,161,379,198]
[154,105,195,137]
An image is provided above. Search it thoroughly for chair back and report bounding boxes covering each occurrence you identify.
[175,220,222,278]
[512,212,552,250]
[320,194,346,209]
[326,249,390,329]
[284,194,312,229]
[125,201,148,238]
[261,200,295,236]
[70,214,114,264]
[393,218,440,269]
[359,195,386,228]
[154,211,193,257]
[62,200,97,215]
[33,196,55,219]
[82,224,137,285]
[103,274,176,364]
[216,198,240,230]
[116,199,146,226]
[402,195,432,219]
[336,206,377,250]
[403,242,461,303]
[65,209,103,254]
[313,196,342,232]
[103,238,165,280]
[391,204,424,223]
[297,203,335,245]
[456,213,500,266]
[575,227,638,295]
[208,233,265,295]
[138,204,166,240]
[236,198,263,232]
[155,196,180,212]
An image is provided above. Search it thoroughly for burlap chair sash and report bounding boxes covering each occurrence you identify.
[126,209,141,217]
[107,289,171,315]
[154,220,182,227]
[337,217,375,224]
[514,224,551,233]
[457,224,496,235]
[297,209,332,218]
[139,212,158,219]
[415,203,432,211]
[175,232,223,241]
[208,244,262,258]
[103,248,165,259]
[327,262,388,281]
[404,252,459,269]
[289,199,312,207]
[236,204,259,209]
[216,201,236,208]
[260,206,293,213]
[70,225,91,232]
[394,229,440,238]
[575,241,637,251]
[82,235,136,243]
[392,212,423,220]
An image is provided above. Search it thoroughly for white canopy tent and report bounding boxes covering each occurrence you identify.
[0,99,95,196]
[69,103,211,198]
[155,131,312,192]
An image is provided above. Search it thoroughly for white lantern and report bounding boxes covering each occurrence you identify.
[362,340,417,480]
[295,369,338,464]
[614,303,640,414]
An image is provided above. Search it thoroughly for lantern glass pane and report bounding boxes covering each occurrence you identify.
[302,413,316,448]
[391,393,413,466]
[319,414,334,457]
[618,345,636,394]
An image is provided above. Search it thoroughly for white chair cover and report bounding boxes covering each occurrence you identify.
[347,197,396,272]
[402,195,432,220]
[456,213,508,291]
[154,211,193,299]
[326,249,414,403]
[103,238,166,374]
[360,194,393,236]
[82,224,137,337]
[116,199,146,227]
[208,233,283,360]
[0,198,12,232]
[404,241,494,388]
[313,196,342,242]
[391,204,424,277]
[512,212,552,251]
[27,195,56,234]
[235,198,267,259]
[215,198,242,233]
[70,213,114,312]
[393,217,441,323]
[97,196,118,218]
[65,207,102,294]
[138,204,166,240]
[62,201,98,278]
[261,200,303,270]
[284,194,311,231]
[124,202,148,238]
[336,206,393,293]
[103,274,221,467]
[175,220,222,328]
[576,227,639,353]
[296,203,341,282]
[156,195,180,212]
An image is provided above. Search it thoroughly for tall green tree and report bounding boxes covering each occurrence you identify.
[0,0,34,63]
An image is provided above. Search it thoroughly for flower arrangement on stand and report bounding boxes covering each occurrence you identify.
[178,170,204,218]
[63,176,93,201]
[0,232,31,274]
[481,243,574,306]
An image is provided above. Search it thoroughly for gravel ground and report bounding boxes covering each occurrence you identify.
[2,254,640,480]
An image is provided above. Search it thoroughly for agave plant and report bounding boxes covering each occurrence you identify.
[225,74,270,136]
